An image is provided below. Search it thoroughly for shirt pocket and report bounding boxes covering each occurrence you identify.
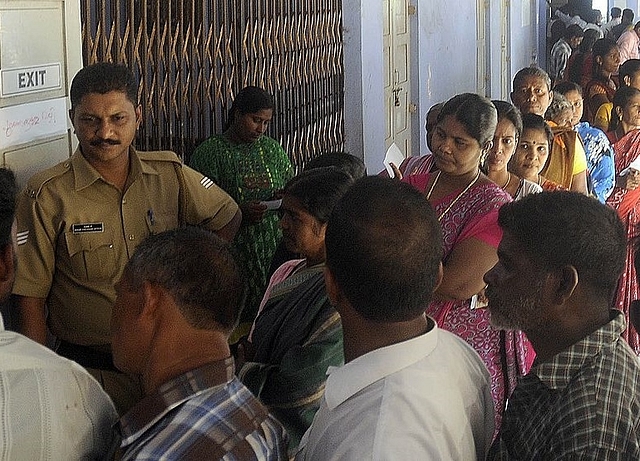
[64,229,117,282]
[145,209,178,234]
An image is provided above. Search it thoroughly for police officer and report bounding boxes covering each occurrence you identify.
[12,62,241,414]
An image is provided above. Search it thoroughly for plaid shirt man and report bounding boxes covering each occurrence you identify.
[118,357,288,460]
[488,311,640,459]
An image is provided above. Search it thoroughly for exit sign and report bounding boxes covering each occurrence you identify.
[1,63,62,96]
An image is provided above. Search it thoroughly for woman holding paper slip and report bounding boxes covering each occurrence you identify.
[404,93,533,436]
[605,86,640,354]
[237,167,353,454]
[190,86,293,338]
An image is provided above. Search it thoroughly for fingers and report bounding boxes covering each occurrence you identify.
[390,162,403,181]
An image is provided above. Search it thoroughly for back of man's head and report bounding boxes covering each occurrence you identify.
[498,192,625,300]
[70,62,138,108]
[125,227,246,334]
[611,7,622,19]
[0,168,16,248]
[564,24,584,40]
[0,168,16,302]
[619,59,640,85]
[325,176,443,322]
[623,8,635,23]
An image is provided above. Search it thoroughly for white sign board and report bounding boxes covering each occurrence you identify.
[0,97,68,148]
[1,63,62,97]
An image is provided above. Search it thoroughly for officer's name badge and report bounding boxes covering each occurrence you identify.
[72,223,104,234]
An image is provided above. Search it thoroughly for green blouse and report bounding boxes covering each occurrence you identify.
[190,134,293,331]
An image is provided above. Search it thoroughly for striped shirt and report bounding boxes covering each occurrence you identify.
[488,311,640,460]
[118,357,289,460]
[549,38,573,81]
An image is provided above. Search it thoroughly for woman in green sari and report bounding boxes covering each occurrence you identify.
[190,86,293,336]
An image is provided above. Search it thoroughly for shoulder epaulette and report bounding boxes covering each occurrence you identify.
[137,150,182,165]
[23,160,72,199]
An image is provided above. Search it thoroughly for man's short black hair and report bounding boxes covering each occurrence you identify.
[70,62,138,108]
[325,176,443,322]
[564,24,585,40]
[498,192,625,301]
[124,227,246,333]
[620,59,640,84]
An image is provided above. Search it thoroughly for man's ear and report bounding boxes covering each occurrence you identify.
[68,108,76,132]
[624,75,632,87]
[549,265,579,305]
[135,105,143,130]
[140,280,160,318]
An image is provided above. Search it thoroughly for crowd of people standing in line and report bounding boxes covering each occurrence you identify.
[546,4,640,356]
[1,35,640,459]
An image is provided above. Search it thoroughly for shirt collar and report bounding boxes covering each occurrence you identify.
[71,146,157,191]
[530,310,626,390]
[117,357,235,445]
[324,316,438,410]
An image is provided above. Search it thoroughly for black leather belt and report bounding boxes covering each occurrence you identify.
[57,340,118,372]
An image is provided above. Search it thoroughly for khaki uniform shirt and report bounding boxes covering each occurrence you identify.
[13,147,239,346]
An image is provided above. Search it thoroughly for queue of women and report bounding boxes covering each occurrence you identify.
[188,56,640,452]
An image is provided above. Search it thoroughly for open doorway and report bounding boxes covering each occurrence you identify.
[592,0,608,20]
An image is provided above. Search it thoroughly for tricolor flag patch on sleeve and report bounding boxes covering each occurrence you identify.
[200,176,214,189]
[17,230,29,246]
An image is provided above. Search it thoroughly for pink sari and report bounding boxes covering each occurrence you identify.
[406,173,534,437]
[606,129,640,354]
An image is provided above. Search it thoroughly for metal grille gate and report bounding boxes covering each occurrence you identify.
[80,0,344,168]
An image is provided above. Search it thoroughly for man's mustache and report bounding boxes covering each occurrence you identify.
[90,138,120,146]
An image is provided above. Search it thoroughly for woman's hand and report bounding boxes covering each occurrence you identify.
[241,200,268,225]
[389,162,403,181]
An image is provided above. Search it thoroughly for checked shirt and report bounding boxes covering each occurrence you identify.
[488,310,640,460]
[118,357,288,460]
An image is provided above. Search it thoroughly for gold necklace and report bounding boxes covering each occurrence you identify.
[425,171,441,200]
[502,172,511,189]
[426,170,481,221]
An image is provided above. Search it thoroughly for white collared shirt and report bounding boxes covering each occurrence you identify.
[297,317,494,460]
[0,315,119,459]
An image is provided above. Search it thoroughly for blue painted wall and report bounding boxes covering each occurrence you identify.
[342,0,586,170]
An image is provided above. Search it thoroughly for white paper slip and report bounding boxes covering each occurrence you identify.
[260,199,282,210]
[383,142,405,177]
